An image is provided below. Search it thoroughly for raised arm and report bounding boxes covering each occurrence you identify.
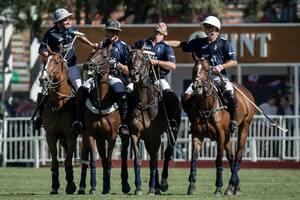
[165,40,181,48]
[78,36,98,48]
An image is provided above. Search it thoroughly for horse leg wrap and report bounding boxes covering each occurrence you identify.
[79,163,88,189]
[51,167,60,190]
[65,166,74,183]
[188,159,198,183]
[149,167,157,189]
[103,166,111,193]
[134,162,142,189]
[90,159,97,189]
[230,162,240,186]
[215,167,223,188]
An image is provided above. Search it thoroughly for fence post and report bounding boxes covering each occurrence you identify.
[2,118,7,167]
[250,138,257,162]
[34,134,40,168]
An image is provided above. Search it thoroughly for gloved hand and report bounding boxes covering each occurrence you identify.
[109,59,117,69]
[213,64,223,73]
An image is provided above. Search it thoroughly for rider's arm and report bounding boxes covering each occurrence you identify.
[150,44,176,70]
[78,36,98,48]
[39,51,49,64]
[150,60,176,70]
[165,40,181,48]
[116,63,129,75]
[221,60,237,69]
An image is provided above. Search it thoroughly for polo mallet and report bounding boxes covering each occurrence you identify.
[219,73,288,133]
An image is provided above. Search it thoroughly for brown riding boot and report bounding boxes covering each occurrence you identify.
[225,90,238,134]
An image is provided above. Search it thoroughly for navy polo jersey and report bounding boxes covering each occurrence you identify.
[103,38,129,77]
[133,38,176,78]
[39,25,78,67]
[180,36,236,75]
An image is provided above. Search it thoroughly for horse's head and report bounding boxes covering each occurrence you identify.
[83,48,109,79]
[46,53,68,83]
[128,49,150,84]
[192,56,213,95]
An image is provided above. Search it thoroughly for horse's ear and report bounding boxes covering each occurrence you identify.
[126,44,132,52]
[46,44,53,55]
[192,53,200,62]
[141,42,146,51]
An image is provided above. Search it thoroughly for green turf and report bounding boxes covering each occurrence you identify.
[0,167,299,200]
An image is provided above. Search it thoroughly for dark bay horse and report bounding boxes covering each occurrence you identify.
[42,53,77,194]
[182,58,255,196]
[127,49,182,195]
[77,48,130,195]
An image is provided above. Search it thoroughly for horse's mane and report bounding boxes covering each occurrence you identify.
[47,53,68,79]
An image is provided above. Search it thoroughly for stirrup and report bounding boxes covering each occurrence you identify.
[119,124,129,136]
[71,121,83,134]
[229,120,238,134]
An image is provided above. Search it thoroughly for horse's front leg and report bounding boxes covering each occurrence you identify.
[214,131,226,197]
[89,136,97,195]
[47,137,60,195]
[131,134,142,195]
[187,137,202,195]
[146,139,161,195]
[160,140,175,192]
[224,138,235,195]
[64,137,77,194]
[120,135,131,194]
[97,139,110,194]
[229,124,250,195]
[78,133,90,195]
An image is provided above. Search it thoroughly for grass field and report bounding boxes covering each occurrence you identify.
[0,167,299,200]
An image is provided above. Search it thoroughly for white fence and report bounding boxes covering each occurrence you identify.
[0,115,299,168]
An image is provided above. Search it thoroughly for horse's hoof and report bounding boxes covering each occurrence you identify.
[77,187,85,195]
[102,190,110,195]
[89,189,96,195]
[122,182,131,194]
[66,182,76,194]
[134,189,143,195]
[155,188,161,195]
[187,184,196,195]
[224,184,234,195]
[234,185,241,195]
[160,178,169,192]
[147,188,155,195]
[50,189,58,195]
[214,187,222,197]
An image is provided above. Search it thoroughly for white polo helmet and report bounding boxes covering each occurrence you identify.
[201,16,221,30]
[53,8,73,23]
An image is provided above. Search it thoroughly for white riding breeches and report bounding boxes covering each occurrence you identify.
[69,65,82,91]
[154,79,171,91]
[184,74,234,95]
[210,74,234,91]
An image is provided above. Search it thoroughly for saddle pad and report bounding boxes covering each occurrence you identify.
[85,98,118,115]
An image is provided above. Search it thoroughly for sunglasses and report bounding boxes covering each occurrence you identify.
[203,24,214,29]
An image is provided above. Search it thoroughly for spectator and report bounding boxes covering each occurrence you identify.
[259,95,277,115]
[277,96,293,115]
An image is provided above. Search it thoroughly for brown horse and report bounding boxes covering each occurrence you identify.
[127,49,182,195]
[42,53,77,194]
[76,48,131,195]
[182,58,255,196]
